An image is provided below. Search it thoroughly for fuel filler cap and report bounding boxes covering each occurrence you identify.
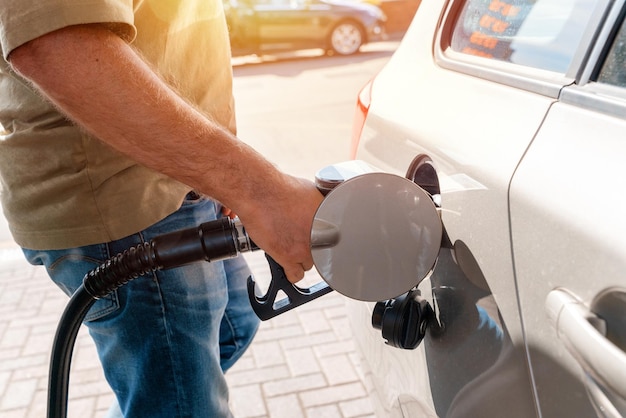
[311,172,442,301]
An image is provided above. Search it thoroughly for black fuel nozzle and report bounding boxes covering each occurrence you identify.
[247,254,333,321]
[371,288,433,350]
[82,217,255,300]
[82,213,332,322]
[152,217,256,268]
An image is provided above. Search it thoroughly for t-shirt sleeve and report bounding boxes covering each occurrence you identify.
[0,0,136,60]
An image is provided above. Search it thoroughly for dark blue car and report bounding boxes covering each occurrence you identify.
[225,0,387,56]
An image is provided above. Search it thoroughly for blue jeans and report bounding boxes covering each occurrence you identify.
[24,194,260,417]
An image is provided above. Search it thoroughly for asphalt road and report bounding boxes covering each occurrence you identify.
[0,39,401,251]
[232,40,399,179]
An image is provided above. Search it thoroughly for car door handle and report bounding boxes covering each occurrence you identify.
[545,288,626,403]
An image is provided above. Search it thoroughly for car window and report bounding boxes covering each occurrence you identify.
[254,0,306,6]
[450,0,601,73]
[596,13,626,87]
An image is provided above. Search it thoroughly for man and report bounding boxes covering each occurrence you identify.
[0,1,323,416]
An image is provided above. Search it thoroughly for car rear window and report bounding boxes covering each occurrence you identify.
[597,13,626,87]
[450,0,601,73]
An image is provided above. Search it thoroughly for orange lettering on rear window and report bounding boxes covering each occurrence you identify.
[479,14,497,29]
[479,15,509,33]
[462,47,494,58]
[491,20,510,33]
[470,31,498,49]
[488,0,520,16]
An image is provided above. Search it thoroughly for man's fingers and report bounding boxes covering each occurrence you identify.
[284,264,305,284]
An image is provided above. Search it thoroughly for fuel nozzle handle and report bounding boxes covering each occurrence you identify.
[247,254,333,321]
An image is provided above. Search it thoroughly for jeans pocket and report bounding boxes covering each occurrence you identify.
[25,247,120,322]
[182,191,204,206]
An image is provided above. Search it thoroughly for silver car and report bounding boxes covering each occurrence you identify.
[347,0,626,416]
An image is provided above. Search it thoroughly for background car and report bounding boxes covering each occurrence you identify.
[224,0,386,56]
[347,0,626,416]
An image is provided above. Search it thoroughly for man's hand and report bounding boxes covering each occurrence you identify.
[237,176,324,283]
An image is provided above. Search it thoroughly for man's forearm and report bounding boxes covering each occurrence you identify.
[8,24,278,215]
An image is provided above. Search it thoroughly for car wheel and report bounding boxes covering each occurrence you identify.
[329,21,364,56]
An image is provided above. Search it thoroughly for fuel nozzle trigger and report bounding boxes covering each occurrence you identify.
[247,253,333,321]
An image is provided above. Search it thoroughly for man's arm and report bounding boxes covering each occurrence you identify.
[8,24,323,282]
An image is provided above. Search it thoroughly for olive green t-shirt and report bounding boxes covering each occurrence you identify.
[0,0,237,249]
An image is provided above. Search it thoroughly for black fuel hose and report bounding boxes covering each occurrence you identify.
[47,286,95,418]
[47,217,255,418]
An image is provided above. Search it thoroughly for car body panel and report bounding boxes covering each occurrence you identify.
[355,0,560,344]
[348,0,626,415]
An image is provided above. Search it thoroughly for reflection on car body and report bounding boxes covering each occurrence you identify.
[224,0,387,56]
[348,0,626,416]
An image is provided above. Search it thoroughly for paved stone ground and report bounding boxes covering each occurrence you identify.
[0,245,376,418]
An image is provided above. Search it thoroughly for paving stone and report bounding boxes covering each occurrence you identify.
[252,324,304,343]
[227,365,291,387]
[21,332,52,356]
[339,397,376,417]
[0,308,38,324]
[9,314,59,329]
[305,403,343,418]
[0,377,37,410]
[279,330,338,350]
[30,320,61,335]
[0,327,29,349]
[72,343,103,371]
[0,347,21,362]
[299,382,367,408]
[297,294,346,313]
[14,365,47,382]
[18,290,47,311]
[264,310,301,328]
[0,353,47,372]
[26,389,47,418]
[324,304,351,320]
[319,354,359,386]
[330,316,354,340]
[265,393,305,418]
[230,384,267,417]
[2,407,28,418]
[0,370,10,397]
[68,377,112,398]
[95,392,117,413]
[227,352,257,372]
[0,288,23,306]
[313,340,356,358]
[298,310,332,334]
[284,347,320,376]
[251,340,286,368]
[65,395,97,418]
[263,373,327,398]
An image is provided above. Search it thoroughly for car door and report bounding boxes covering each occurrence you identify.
[510,3,626,416]
[348,0,611,416]
[254,0,318,44]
